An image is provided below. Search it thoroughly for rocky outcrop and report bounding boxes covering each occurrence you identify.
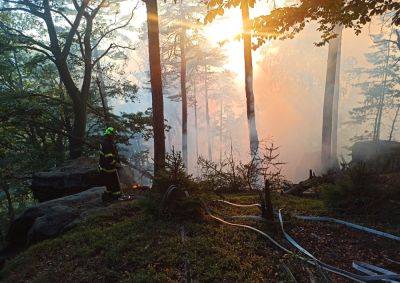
[6,187,108,249]
[31,157,136,202]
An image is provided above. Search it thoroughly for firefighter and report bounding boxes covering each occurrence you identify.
[99,127,121,201]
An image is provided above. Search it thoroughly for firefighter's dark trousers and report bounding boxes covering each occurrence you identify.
[101,170,121,194]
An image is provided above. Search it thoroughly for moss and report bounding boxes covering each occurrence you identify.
[1,189,395,282]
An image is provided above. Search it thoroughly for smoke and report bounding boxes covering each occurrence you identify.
[251,26,373,181]
[114,11,386,183]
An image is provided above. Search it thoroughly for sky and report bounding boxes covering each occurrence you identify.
[111,0,390,182]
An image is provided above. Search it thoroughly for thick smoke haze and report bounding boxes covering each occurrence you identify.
[113,5,387,182]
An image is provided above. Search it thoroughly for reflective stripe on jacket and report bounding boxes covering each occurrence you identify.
[98,137,119,173]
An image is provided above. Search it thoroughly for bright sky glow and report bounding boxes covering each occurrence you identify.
[202,1,284,77]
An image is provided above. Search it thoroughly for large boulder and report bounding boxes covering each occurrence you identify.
[6,187,108,249]
[31,157,136,202]
[352,141,400,171]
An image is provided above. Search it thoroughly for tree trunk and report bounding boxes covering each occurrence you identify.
[94,47,110,124]
[204,63,212,161]
[193,79,199,165]
[374,30,393,141]
[262,180,274,222]
[145,0,166,174]
[69,97,87,159]
[1,183,14,222]
[219,94,223,163]
[42,0,90,159]
[389,104,400,141]
[59,83,73,149]
[241,0,259,158]
[97,78,110,123]
[180,10,188,170]
[331,25,343,168]
[321,25,342,171]
[12,50,23,92]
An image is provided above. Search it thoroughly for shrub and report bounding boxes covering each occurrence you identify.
[153,149,196,193]
[142,149,204,221]
[321,163,400,215]
[197,142,285,193]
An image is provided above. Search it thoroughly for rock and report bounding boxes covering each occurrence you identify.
[352,141,400,172]
[31,157,102,202]
[31,157,136,202]
[6,187,107,249]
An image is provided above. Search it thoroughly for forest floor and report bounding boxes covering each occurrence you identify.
[0,192,399,282]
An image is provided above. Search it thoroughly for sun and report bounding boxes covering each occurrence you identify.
[202,2,278,77]
[202,9,246,75]
[203,9,243,46]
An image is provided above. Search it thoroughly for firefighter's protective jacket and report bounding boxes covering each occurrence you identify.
[99,137,120,173]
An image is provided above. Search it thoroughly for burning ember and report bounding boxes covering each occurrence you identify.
[131,183,140,190]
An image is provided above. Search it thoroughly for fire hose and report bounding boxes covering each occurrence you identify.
[209,199,400,282]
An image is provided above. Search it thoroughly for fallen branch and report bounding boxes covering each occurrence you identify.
[283,176,326,196]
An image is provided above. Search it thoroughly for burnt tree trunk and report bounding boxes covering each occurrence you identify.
[241,0,259,158]
[262,180,274,222]
[145,0,166,174]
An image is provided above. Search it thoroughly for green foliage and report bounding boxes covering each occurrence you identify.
[349,31,400,142]
[148,149,204,221]
[198,143,285,193]
[322,164,400,216]
[0,3,151,239]
[322,164,373,211]
[154,149,196,192]
[206,0,400,48]
[198,156,248,192]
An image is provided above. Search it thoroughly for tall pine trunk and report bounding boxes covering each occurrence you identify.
[204,63,212,160]
[389,104,400,141]
[321,25,342,171]
[145,0,166,174]
[241,0,259,157]
[193,79,199,164]
[180,7,188,169]
[219,95,223,163]
[331,26,343,167]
